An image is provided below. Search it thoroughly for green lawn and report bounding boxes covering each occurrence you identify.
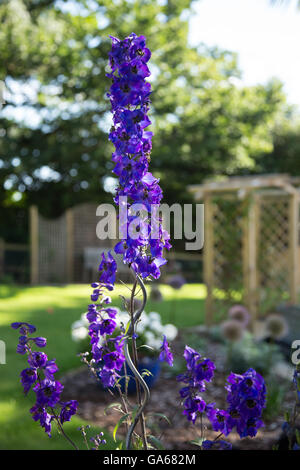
[0,283,206,450]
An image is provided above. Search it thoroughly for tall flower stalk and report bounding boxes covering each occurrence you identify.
[87,33,171,449]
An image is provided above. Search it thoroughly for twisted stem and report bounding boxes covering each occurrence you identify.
[124,270,150,450]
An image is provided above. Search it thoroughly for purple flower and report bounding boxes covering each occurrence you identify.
[99,368,117,388]
[98,251,117,285]
[103,351,125,371]
[159,335,173,366]
[194,358,215,383]
[237,417,264,438]
[128,34,151,62]
[30,404,53,437]
[86,304,98,323]
[17,343,28,355]
[28,351,48,368]
[202,440,232,450]
[11,322,36,334]
[206,406,230,435]
[31,337,47,348]
[34,379,64,407]
[60,400,78,424]
[182,395,206,424]
[103,307,118,319]
[44,359,59,380]
[20,367,38,394]
[183,345,202,371]
[99,318,117,336]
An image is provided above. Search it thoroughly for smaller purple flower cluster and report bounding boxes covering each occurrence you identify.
[178,346,266,442]
[223,368,266,438]
[177,346,215,424]
[11,321,47,355]
[11,322,77,436]
[87,251,126,388]
[202,439,232,450]
[90,431,107,450]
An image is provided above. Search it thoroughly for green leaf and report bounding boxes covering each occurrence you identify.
[104,402,123,415]
[138,344,155,352]
[124,321,131,335]
[191,438,205,447]
[148,435,165,450]
[148,412,171,425]
[141,368,153,378]
[113,413,130,442]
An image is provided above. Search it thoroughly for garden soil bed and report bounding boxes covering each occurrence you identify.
[60,331,295,450]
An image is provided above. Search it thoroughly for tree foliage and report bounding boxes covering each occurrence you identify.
[255,114,300,176]
[0,0,287,241]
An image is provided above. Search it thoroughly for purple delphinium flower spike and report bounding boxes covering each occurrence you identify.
[87,33,172,388]
[178,344,266,440]
[223,368,266,438]
[177,346,215,425]
[108,33,171,279]
[11,322,77,438]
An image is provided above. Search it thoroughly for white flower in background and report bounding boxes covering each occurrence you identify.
[150,320,163,334]
[136,311,149,333]
[71,319,85,330]
[163,324,178,341]
[71,326,88,342]
[145,331,161,350]
[148,312,161,322]
[116,311,129,329]
[80,313,89,326]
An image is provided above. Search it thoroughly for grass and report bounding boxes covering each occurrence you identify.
[0,282,206,450]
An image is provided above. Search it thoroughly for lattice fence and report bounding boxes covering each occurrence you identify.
[256,192,291,313]
[208,195,246,320]
[196,177,300,326]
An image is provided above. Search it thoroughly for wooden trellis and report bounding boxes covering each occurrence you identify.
[189,175,300,326]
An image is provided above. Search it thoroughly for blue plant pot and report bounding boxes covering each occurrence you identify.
[120,358,161,394]
[97,358,161,394]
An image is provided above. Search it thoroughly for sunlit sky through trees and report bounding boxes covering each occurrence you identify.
[189,0,300,108]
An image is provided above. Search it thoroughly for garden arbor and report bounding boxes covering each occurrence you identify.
[189,175,300,327]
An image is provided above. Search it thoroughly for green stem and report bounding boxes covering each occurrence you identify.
[130,279,148,450]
